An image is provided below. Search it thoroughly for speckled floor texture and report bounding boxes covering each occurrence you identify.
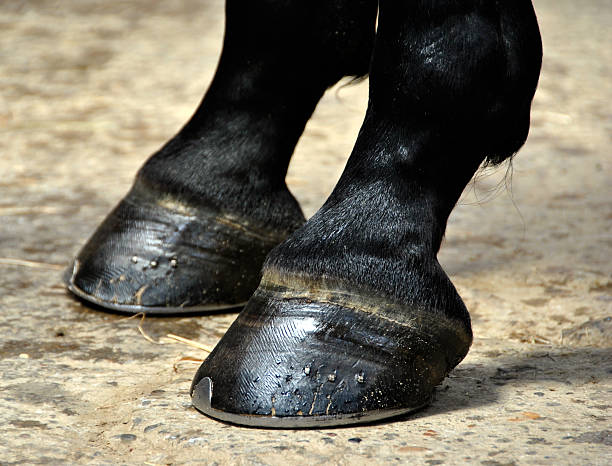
[1,0,610,464]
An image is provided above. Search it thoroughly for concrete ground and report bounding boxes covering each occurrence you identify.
[1,0,610,464]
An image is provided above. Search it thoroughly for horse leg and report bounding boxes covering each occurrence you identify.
[191,0,542,426]
[65,0,378,313]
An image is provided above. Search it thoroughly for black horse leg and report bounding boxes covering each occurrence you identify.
[191,0,542,426]
[65,0,378,313]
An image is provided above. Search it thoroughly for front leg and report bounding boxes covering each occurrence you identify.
[65,0,378,313]
[191,0,542,426]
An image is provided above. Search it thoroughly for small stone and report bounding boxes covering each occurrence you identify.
[113,434,137,442]
[19,353,29,359]
[169,258,178,268]
[327,372,336,382]
[303,366,310,375]
[150,260,158,268]
[131,256,138,264]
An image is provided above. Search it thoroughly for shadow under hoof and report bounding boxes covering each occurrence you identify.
[65,182,291,315]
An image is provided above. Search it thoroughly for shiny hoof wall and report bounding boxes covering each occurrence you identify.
[190,276,472,428]
[64,182,293,314]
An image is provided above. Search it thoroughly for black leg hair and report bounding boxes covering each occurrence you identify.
[140,0,379,226]
[263,0,543,310]
[191,0,542,427]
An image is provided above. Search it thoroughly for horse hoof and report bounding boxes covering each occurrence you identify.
[64,182,297,314]
[190,275,472,427]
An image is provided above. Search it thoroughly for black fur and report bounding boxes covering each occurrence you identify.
[264,0,542,324]
[191,0,543,427]
[139,0,378,229]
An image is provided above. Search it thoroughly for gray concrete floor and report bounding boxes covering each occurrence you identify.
[1,0,610,464]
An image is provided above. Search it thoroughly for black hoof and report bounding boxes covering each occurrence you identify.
[65,182,298,314]
[190,275,472,427]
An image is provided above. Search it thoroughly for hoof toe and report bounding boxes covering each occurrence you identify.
[65,183,290,314]
[191,276,472,427]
